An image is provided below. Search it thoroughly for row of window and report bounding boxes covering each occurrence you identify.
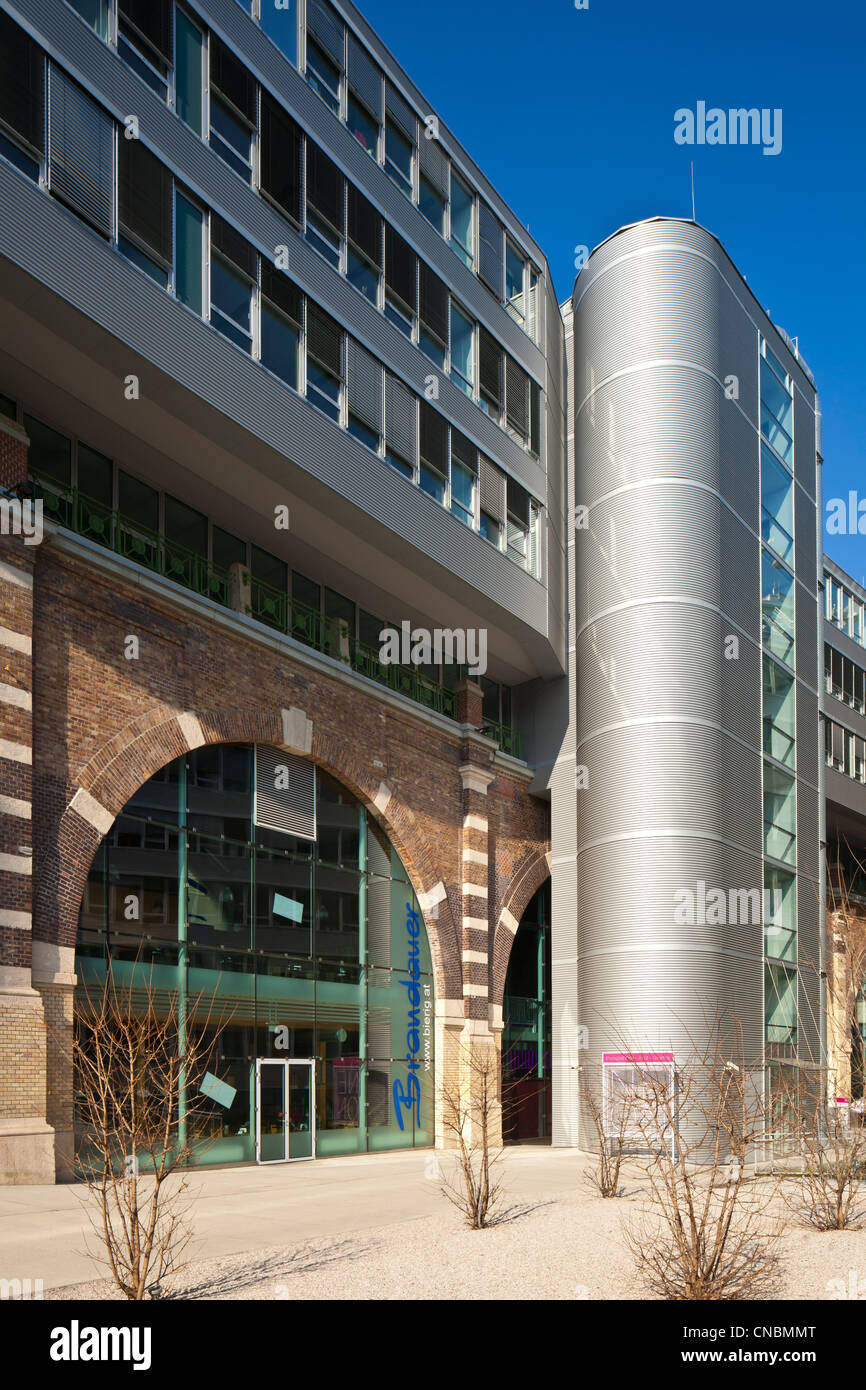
[824,642,866,715]
[825,571,866,649]
[5,397,517,732]
[64,0,542,341]
[0,19,543,566]
[825,718,866,785]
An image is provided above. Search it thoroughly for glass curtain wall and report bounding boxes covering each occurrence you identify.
[501,882,551,1143]
[75,744,434,1165]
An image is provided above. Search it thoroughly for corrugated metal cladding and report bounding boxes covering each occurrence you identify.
[793,389,818,501]
[0,166,550,635]
[795,482,818,586]
[571,219,816,1086]
[254,746,316,840]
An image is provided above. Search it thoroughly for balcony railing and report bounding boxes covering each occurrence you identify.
[33,477,522,757]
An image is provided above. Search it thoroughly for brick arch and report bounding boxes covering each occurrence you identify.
[35,704,458,999]
[490,848,552,1008]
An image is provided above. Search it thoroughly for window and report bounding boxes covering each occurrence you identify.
[419,403,447,503]
[528,268,539,342]
[478,328,503,420]
[259,0,298,68]
[260,262,302,389]
[306,39,340,114]
[209,37,256,183]
[68,0,110,40]
[478,201,504,298]
[306,304,343,422]
[761,550,795,667]
[419,174,445,234]
[826,719,845,773]
[347,95,377,158]
[213,526,246,572]
[760,341,793,467]
[506,476,531,566]
[48,67,114,238]
[765,962,797,1044]
[346,184,380,304]
[763,655,796,769]
[450,172,474,267]
[384,117,412,197]
[174,8,203,135]
[260,91,302,225]
[25,416,71,487]
[384,373,417,478]
[209,218,255,353]
[764,866,797,962]
[450,303,474,396]
[761,444,794,564]
[505,357,530,444]
[118,137,172,286]
[175,190,203,313]
[763,762,796,864]
[479,457,505,546]
[77,444,112,506]
[118,0,172,100]
[306,144,345,269]
[450,430,476,528]
[0,13,44,181]
[505,240,525,324]
[346,338,383,451]
[529,501,542,577]
[384,226,417,337]
[418,262,448,368]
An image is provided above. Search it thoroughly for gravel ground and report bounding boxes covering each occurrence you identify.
[44,1160,866,1301]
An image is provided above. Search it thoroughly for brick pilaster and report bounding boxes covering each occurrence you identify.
[0,417,54,1182]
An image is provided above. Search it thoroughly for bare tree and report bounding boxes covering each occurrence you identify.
[438,1040,510,1229]
[620,1010,783,1300]
[70,956,231,1299]
[581,1067,632,1198]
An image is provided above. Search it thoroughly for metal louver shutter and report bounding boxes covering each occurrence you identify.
[419,261,448,345]
[507,475,530,525]
[479,328,503,410]
[48,67,114,238]
[212,215,256,278]
[479,456,505,522]
[385,82,416,139]
[210,35,256,120]
[307,143,345,234]
[347,339,383,433]
[385,374,417,468]
[120,0,172,62]
[385,225,417,309]
[418,125,447,193]
[307,0,345,65]
[451,428,478,475]
[261,91,302,224]
[347,32,382,117]
[0,12,44,155]
[307,303,343,376]
[261,262,303,327]
[506,357,529,437]
[530,380,541,454]
[420,401,447,474]
[478,201,504,297]
[347,183,381,265]
[255,746,316,841]
[119,137,172,266]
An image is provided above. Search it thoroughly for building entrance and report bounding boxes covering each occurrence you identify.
[255,1059,316,1163]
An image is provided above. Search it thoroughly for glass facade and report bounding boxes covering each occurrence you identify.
[75,745,434,1165]
[501,883,551,1143]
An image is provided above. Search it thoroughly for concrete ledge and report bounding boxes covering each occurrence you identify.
[0,1117,55,1185]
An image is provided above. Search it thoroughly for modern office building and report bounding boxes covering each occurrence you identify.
[0,0,857,1183]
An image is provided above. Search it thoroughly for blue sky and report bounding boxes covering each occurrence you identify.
[360,0,865,582]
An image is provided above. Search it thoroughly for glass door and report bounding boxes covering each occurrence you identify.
[255,1059,316,1163]
[288,1061,315,1160]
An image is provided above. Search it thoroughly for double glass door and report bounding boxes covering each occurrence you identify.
[255,1059,316,1163]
